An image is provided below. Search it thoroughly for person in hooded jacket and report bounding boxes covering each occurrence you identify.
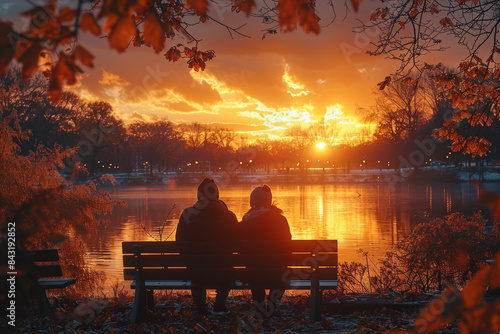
[176,178,238,314]
[238,185,291,317]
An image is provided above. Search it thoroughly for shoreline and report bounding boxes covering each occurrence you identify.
[89,166,500,187]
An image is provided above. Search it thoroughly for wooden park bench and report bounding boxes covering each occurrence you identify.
[26,249,77,315]
[122,240,338,324]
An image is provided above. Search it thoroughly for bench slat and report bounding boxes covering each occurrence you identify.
[124,267,337,281]
[130,280,338,290]
[35,264,63,278]
[122,240,337,254]
[38,278,76,289]
[123,253,338,268]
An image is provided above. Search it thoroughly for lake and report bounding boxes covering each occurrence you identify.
[85,182,500,293]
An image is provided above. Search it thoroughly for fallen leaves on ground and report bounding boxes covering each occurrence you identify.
[0,291,456,333]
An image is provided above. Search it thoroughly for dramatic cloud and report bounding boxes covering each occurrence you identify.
[282,63,310,97]
[99,69,131,87]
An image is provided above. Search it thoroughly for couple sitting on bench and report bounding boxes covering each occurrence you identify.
[176,178,291,316]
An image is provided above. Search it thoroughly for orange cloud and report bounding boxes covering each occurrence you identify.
[282,63,310,97]
[98,69,131,86]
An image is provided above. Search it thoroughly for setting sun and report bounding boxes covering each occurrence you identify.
[316,142,327,149]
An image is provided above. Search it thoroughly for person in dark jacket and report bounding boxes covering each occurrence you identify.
[238,185,292,317]
[176,178,238,314]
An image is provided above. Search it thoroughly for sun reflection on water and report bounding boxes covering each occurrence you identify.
[83,183,496,293]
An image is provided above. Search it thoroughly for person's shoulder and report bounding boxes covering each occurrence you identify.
[180,205,198,220]
[269,206,285,217]
[180,205,195,214]
[216,199,229,209]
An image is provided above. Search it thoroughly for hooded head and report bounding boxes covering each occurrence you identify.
[250,185,272,208]
[197,178,219,201]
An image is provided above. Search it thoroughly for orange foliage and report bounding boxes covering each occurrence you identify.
[277,0,320,34]
[431,57,500,157]
[392,254,500,333]
[185,0,209,16]
[0,0,326,102]
[350,0,363,13]
[231,0,257,15]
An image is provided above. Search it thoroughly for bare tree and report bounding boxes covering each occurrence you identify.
[360,0,500,75]
[367,78,430,145]
[179,122,209,149]
[209,127,236,150]
[309,120,339,146]
[75,101,126,175]
[128,119,181,173]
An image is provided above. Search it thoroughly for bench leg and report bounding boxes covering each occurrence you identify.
[132,244,148,324]
[38,289,53,316]
[309,288,322,321]
[309,289,322,321]
[146,289,155,311]
[132,281,148,324]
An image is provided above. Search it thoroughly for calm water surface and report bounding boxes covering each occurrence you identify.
[86,182,500,292]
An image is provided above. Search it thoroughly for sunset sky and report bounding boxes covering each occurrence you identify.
[2,0,465,139]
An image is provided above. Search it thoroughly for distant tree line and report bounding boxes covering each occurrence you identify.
[2,68,499,180]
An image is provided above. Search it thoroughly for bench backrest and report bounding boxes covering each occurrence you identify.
[122,240,338,283]
[26,249,63,278]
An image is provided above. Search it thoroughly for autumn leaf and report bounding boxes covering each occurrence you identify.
[108,15,137,53]
[277,0,300,32]
[74,45,94,68]
[133,30,142,47]
[380,8,389,19]
[200,50,215,61]
[143,12,165,53]
[440,17,453,27]
[277,0,320,34]
[413,286,461,333]
[59,7,77,22]
[0,21,16,77]
[80,12,102,36]
[165,46,181,62]
[370,8,381,21]
[351,0,363,12]
[185,0,209,17]
[188,57,205,72]
[398,21,405,29]
[17,41,43,80]
[461,265,489,308]
[488,253,500,287]
[430,3,439,14]
[377,76,391,90]
[459,61,471,71]
[410,8,419,19]
[299,6,320,34]
[185,47,196,58]
[479,191,500,219]
[48,53,81,102]
[231,0,257,15]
